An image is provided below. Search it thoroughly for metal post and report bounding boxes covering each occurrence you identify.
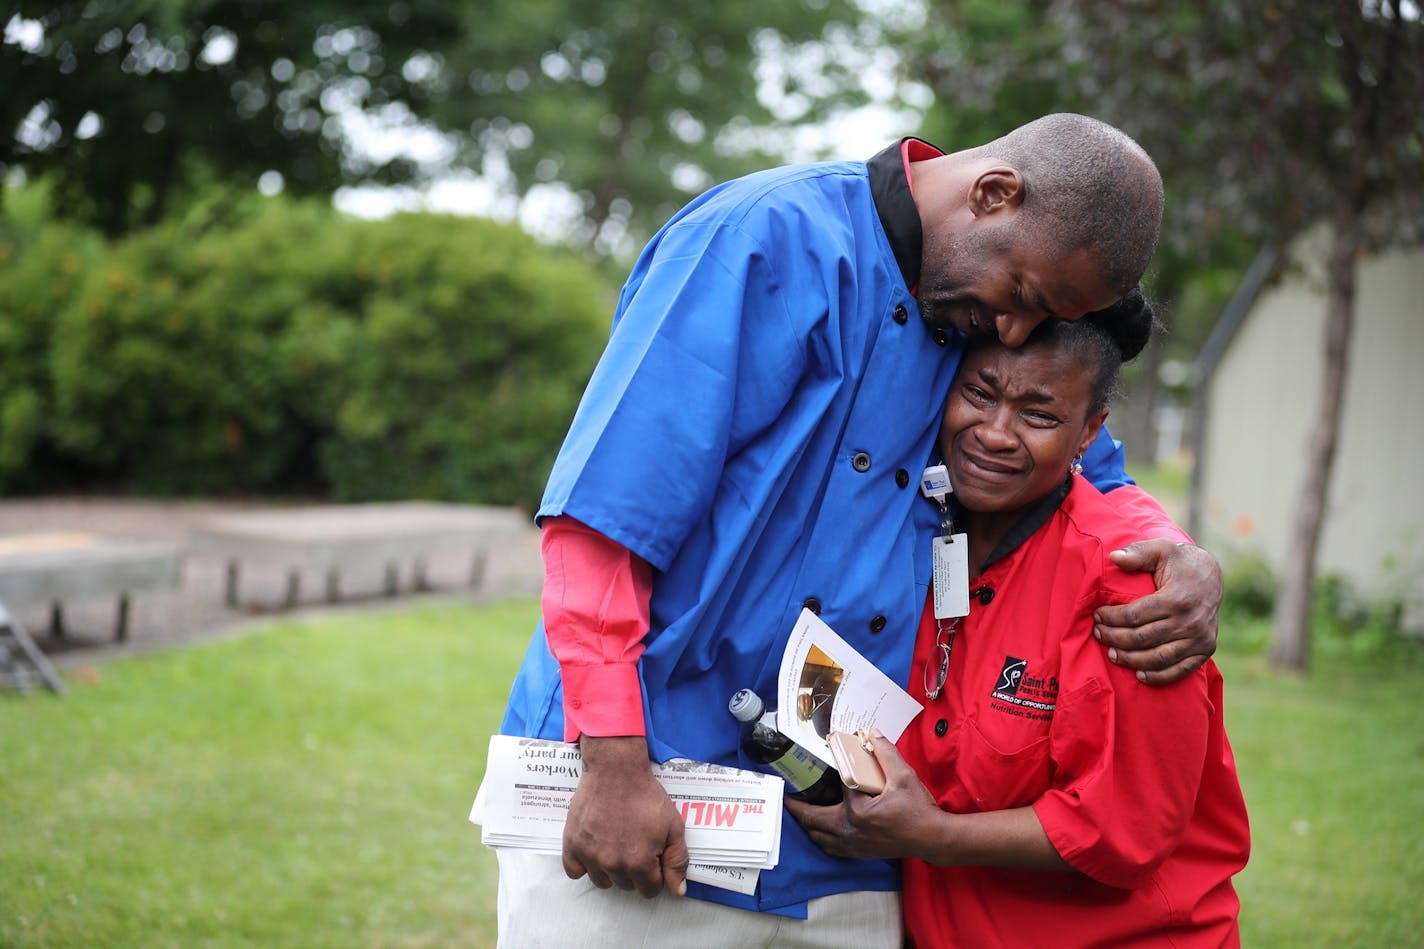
[225,560,240,608]
[115,594,130,642]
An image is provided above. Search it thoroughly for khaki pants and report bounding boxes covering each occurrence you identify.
[496,851,901,948]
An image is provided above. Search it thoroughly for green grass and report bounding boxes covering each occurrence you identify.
[3,601,1422,946]
[1,599,538,948]
[1219,647,1424,945]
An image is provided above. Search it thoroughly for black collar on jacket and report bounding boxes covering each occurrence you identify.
[867,137,944,293]
[977,476,1076,575]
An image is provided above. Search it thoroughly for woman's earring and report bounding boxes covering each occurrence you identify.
[1070,455,1084,476]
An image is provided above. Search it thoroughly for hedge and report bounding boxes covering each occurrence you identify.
[0,185,612,511]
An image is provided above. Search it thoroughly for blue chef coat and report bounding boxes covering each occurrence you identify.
[501,140,1134,916]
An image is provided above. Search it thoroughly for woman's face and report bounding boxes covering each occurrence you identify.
[940,342,1107,515]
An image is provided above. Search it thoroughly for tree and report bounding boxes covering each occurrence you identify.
[3,2,887,244]
[905,1,1257,461]
[1037,0,1424,669]
[910,1,1424,667]
[908,1,1260,346]
[1,2,470,234]
[430,0,889,254]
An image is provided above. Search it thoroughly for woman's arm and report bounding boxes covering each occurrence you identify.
[788,658,1213,886]
[785,732,1077,874]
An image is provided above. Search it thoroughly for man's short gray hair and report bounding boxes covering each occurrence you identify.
[988,113,1164,293]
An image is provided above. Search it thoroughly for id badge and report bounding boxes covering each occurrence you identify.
[932,533,970,619]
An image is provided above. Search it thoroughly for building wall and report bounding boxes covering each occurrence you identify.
[1196,232,1424,624]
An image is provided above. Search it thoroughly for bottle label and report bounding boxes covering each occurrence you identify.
[768,743,827,792]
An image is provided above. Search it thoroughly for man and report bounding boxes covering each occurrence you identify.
[496,114,1221,946]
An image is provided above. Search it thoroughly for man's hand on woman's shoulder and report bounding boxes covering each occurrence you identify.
[1095,539,1222,685]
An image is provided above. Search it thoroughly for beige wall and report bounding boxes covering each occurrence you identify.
[1196,231,1424,624]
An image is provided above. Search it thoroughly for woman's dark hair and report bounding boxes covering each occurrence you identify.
[1006,285,1160,414]
[1081,284,1157,363]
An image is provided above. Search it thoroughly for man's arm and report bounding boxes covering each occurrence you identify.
[564,735,688,897]
[541,516,688,897]
[1081,429,1222,685]
[541,516,650,740]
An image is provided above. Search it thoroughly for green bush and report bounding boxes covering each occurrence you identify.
[49,193,334,492]
[0,185,107,491]
[1310,574,1416,665]
[302,212,609,509]
[0,183,612,508]
[1216,554,1418,664]
[1219,553,1277,622]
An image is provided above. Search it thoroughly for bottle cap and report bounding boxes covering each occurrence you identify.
[728,688,764,722]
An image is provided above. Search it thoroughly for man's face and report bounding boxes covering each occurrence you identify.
[918,219,1119,348]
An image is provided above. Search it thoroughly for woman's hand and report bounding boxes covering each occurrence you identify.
[785,732,942,861]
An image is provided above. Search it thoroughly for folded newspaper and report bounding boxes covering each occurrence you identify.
[472,609,922,896]
[471,735,784,894]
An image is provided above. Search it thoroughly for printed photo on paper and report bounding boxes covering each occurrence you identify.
[776,608,923,769]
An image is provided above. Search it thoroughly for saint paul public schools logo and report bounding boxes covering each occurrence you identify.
[990,655,1057,719]
[995,656,1028,695]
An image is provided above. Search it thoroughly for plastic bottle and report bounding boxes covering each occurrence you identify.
[728,688,843,805]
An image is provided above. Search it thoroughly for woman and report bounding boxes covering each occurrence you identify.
[787,301,1250,947]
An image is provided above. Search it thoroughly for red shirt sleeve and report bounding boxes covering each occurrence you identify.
[540,515,653,741]
[1104,484,1191,544]
[1032,578,1212,889]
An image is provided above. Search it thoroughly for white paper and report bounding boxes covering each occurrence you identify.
[776,608,924,769]
[471,735,785,891]
[685,863,761,895]
[932,532,971,619]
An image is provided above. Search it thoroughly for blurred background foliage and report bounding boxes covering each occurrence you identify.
[1,1,1420,603]
[1,0,892,245]
[1,0,901,508]
[0,183,608,509]
[1,0,468,234]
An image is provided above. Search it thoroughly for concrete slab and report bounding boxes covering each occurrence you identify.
[0,498,542,663]
[0,531,183,641]
[186,501,533,608]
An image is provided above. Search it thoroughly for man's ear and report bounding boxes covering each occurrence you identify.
[968,167,1025,217]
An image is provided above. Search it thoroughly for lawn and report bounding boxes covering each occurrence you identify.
[1224,644,1424,945]
[2,599,1421,946]
[0,599,536,948]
